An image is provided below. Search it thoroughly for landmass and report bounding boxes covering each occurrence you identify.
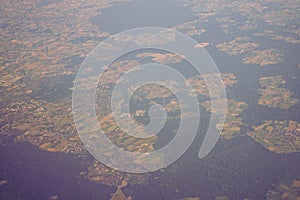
[243,49,284,66]
[136,52,184,64]
[216,37,259,56]
[248,120,300,153]
[265,177,300,200]
[258,76,298,109]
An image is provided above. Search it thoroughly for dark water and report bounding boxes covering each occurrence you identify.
[37,0,58,7]
[0,140,115,200]
[125,136,300,200]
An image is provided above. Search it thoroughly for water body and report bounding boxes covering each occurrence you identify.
[0,140,115,200]
[90,0,195,34]
[37,0,59,7]
[125,136,300,200]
